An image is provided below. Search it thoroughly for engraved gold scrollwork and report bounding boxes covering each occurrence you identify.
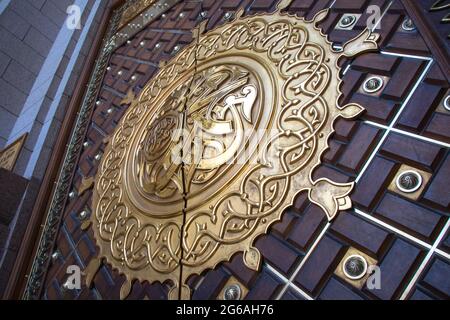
[0,133,27,171]
[89,2,379,300]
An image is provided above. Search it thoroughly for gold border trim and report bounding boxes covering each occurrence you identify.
[0,133,28,171]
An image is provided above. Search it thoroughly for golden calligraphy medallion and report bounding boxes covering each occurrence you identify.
[89,1,379,299]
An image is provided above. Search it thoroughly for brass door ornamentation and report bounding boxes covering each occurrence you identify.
[86,0,379,300]
[0,133,27,171]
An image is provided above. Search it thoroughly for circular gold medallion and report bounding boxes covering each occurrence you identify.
[91,3,379,299]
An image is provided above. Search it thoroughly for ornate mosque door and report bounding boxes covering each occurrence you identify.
[21,0,450,300]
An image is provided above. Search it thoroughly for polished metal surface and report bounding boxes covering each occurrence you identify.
[87,0,379,300]
[363,76,384,93]
[396,170,423,193]
[119,0,157,29]
[0,133,27,171]
[335,247,377,289]
[343,254,368,280]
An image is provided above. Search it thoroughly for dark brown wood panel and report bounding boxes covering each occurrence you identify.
[39,0,450,300]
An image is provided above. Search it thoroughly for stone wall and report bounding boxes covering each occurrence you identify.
[0,0,109,295]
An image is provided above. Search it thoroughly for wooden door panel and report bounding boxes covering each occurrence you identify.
[38,0,450,300]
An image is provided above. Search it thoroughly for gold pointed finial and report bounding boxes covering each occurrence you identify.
[341,29,379,57]
[84,257,102,288]
[243,246,261,271]
[77,176,95,196]
[159,60,167,68]
[310,8,329,24]
[276,0,293,12]
[80,220,92,231]
[235,8,245,19]
[120,279,133,300]
[308,179,354,221]
[121,89,135,106]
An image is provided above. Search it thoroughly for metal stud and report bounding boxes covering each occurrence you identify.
[131,75,137,81]
[200,11,208,19]
[363,76,384,93]
[162,13,167,19]
[140,41,145,47]
[118,70,123,76]
[155,43,161,49]
[339,14,357,28]
[223,284,242,300]
[79,210,89,220]
[342,255,368,280]
[51,251,61,262]
[127,40,131,44]
[173,45,181,53]
[94,153,102,161]
[106,66,111,71]
[107,108,114,114]
[402,18,416,31]
[83,141,90,149]
[96,100,101,106]
[223,12,233,21]
[396,170,422,193]
[443,95,450,111]
[179,12,185,19]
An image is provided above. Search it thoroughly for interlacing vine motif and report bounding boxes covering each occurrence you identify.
[183,17,334,267]
[89,4,379,300]
[95,45,198,277]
